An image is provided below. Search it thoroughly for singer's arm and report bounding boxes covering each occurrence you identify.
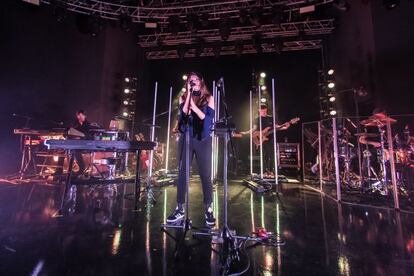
[180,89,191,115]
[190,96,215,120]
[181,91,191,115]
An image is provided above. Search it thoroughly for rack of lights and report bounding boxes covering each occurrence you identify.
[120,76,137,122]
[41,0,334,24]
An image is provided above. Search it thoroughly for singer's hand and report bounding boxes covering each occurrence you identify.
[189,97,196,109]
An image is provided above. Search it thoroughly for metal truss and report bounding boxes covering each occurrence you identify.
[144,39,323,60]
[41,0,334,23]
[138,19,334,47]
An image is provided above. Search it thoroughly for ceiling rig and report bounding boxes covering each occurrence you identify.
[41,0,336,59]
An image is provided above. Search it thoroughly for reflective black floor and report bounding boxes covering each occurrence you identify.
[0,178,414,275]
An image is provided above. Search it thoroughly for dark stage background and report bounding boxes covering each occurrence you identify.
[1,0,414,175]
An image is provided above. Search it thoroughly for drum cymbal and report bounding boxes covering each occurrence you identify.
[354,132,379,137]
[360,116,397,126]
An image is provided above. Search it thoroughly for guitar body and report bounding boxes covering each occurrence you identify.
[252,127,273,149]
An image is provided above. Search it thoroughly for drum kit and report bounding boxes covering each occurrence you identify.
[337,114,414,195]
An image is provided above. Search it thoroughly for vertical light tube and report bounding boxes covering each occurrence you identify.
[165,87,173,174]
[387,121,399,209]
[258,85,264,179]
[271,78,278,186]
[214,86,220,179]
[332,118,341,202]
[318,121,323,191]
[148,82,158,182]
[249,90,253,177]
[301,123,305,182]
[211,81,216,182]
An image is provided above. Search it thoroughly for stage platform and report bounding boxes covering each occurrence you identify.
[0,178,413,275]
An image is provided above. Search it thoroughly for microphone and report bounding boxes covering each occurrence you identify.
[189,80,196,87]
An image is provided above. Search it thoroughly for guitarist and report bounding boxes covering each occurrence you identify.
[241,103,293,176]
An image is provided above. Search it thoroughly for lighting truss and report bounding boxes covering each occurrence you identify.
[138,19,334,47]
[144,39,323,60]
[41,0,334,24]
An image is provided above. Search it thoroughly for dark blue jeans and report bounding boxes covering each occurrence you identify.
[177,136,212,205]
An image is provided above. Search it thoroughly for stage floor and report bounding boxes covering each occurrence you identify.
[0,178,413,275]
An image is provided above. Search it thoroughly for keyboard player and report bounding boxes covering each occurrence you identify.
[56,110,95,176]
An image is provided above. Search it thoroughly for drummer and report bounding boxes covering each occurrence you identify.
[358,108,388,148]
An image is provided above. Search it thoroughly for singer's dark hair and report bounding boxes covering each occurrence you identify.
[181,72,211,106]
[76,109,86,115]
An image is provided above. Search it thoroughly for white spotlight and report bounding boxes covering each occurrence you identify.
[260,98,267,103]
[261,85,267,91]
[125,77,130,83]
[329,96,336,102]
[260,72,266,78]
[327,69,335,75]
[123,100,129,105]
[328,82,335,89]
[329,110,337,116]
[182,74,188,81]
[124,88,130,94]
[122,111,129,117]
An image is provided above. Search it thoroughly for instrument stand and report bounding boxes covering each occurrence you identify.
[15,135,38,181]
[54,148,144,217]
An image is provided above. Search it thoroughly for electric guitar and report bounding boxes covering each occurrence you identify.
[252,117,300,149]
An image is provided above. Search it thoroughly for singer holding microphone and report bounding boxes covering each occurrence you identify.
[166,72,216,226]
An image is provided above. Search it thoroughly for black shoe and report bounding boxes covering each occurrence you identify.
[166,207,185,224]
[205,207,216,227]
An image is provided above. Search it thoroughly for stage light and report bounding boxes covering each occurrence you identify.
[123,100,129,105]
[119,13,132,32]
[53,155,59,162]
[260,72,266,78]
[182,74,188,81]
[186,13,199,32]
[333,0,351,12]
[219,16,230,41]
[181,87,186,92]
[168,15,180,35]
[260,98,267,103]
[239,9,248,24]
[383,0,399,10]
[329,96,336,102]
[249,7,262,27]
[261,85,267,91]
[124,88,130,94]
[122,111,129,117]
[235,42,243,57]
[327,69,335,75]
[125,77,130,83]
[271,5,283,27]
[178,46,186,59]
[328,82,335,89]
[253,32,263,54]
[329,110,337,116]
[88,16,103,37]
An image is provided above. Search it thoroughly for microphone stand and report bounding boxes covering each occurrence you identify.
[192,79,283,275]
[161,83,201,260]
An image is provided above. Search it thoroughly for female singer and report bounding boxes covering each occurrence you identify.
[167,72,216,226]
